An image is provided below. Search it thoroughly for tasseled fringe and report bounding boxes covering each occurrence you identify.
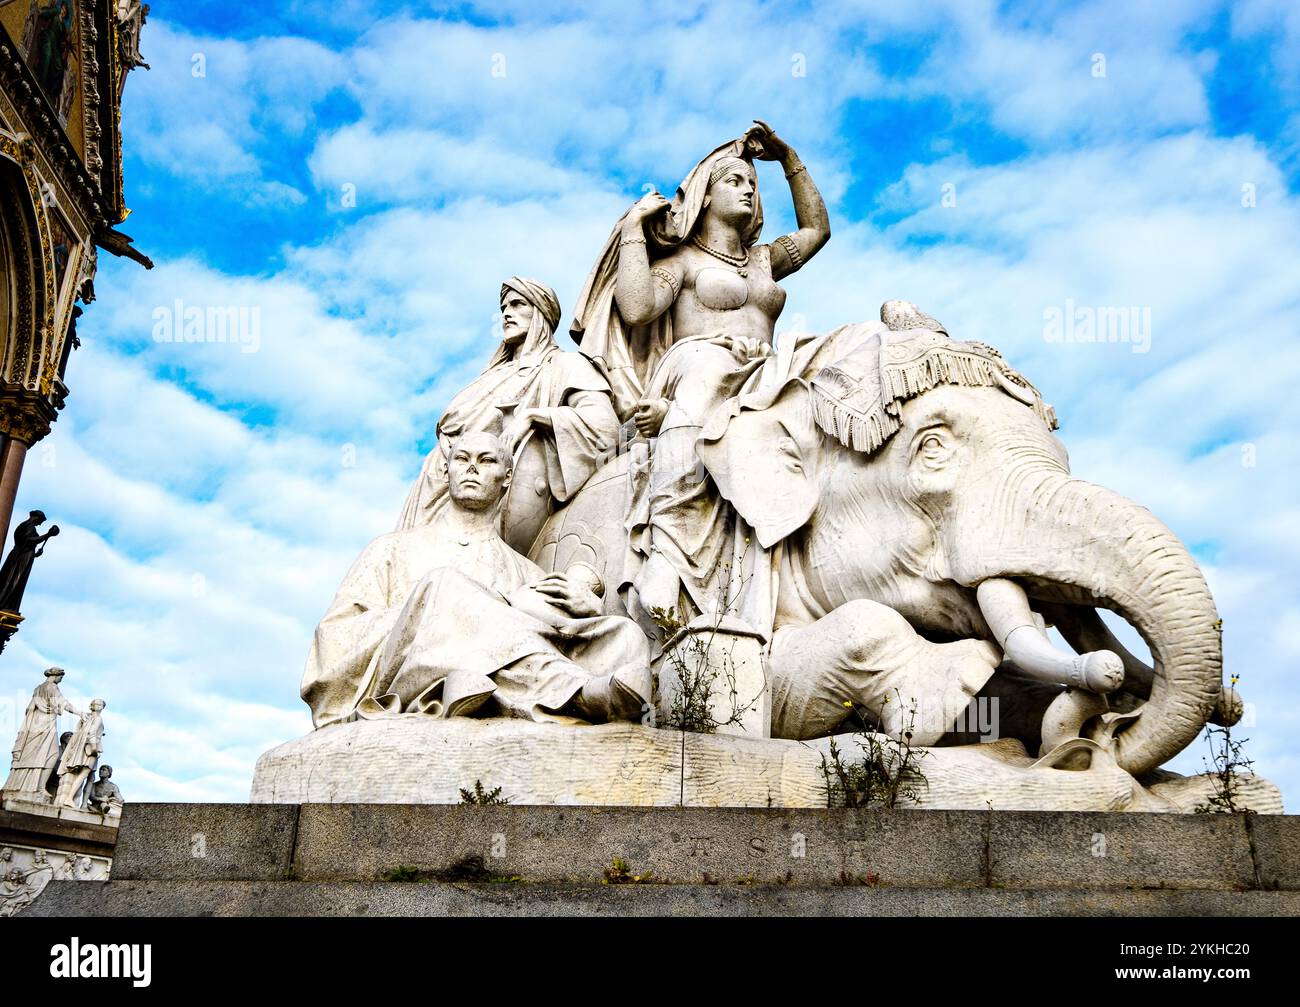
[810,344,1057,454]
[809,385,899,454]
[881,347,1000,403]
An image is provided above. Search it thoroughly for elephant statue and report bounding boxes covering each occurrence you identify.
[530,310,1232,780]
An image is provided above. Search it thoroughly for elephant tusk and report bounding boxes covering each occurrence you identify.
[975,579,1124,694]
[1039,688,1111,757]
[1044,604,1155,694]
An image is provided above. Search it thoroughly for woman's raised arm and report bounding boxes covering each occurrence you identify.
[745,121,830,280]
[615,192,679,325]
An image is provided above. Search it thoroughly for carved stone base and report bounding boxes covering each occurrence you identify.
[249,718,1283,813]
[1,794,120,826]
[0,801,118,916]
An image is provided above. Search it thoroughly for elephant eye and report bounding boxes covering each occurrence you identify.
[916,429,949,463]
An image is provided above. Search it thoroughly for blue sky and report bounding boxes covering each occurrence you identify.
[4,0,1298,802]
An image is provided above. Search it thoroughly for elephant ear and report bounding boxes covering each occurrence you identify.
[697,378,819,549]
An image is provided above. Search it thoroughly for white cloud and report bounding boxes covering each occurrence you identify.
[309,125,600,204]
[124,21,347,199]
[84,257,413,443]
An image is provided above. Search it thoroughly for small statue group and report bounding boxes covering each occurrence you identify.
[1,667,122,816]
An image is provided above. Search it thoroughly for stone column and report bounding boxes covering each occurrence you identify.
[0,434,27,547]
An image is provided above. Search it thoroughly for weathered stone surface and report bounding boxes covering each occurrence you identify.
[292,805,988,887]
[251,717,1283,813]
[25,880,1300,918]
[1144,772,1283,814]
[111,804,298,882]
[1249,815,1300,890]
[23,803,1300,916]
[988,812,1257,890]
[253,719,826,808]
[95,802,1300,891]
[1,796,119,828]
[0,807,118,854]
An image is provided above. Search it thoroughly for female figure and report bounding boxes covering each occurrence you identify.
[3,667,78,799]
[570,122,830,620]
[0,510,60,613]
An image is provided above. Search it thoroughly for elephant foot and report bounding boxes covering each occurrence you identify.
[574,667,652,723]
[768,600,1001,745]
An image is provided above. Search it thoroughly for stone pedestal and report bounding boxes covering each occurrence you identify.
[1,794,120,827]
[22,802,1300,917]
[249,717,1284,813]
[0,799,117,916]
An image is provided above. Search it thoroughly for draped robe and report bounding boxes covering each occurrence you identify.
[3,680,74,796]
[396,285,618,534]
[301,522,650,729]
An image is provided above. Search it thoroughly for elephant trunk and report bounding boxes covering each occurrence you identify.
[952,473,1221,777]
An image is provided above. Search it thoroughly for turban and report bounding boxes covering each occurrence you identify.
[501,277,561,333]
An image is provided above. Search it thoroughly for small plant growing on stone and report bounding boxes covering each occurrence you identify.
[647,547,765,806]
[649,606,757,735]
[649,540,761,736]
[602,857,653,885]
[459,780,510,805]
[834,870,880,886]
[382,858,525,884]
[651,599,761,808]
[1194,682,1256,815]
[819,691,929,809]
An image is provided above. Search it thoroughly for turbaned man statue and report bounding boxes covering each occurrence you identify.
[395,278,619,554]
[302,432,652,728]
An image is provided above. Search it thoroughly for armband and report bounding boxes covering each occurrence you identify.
[775,233,804,271]
[650,266,681,298]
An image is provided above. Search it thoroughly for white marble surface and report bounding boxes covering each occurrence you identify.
[1,794,121,826]
[274,125,1268,812]
[251,717,1283,813]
